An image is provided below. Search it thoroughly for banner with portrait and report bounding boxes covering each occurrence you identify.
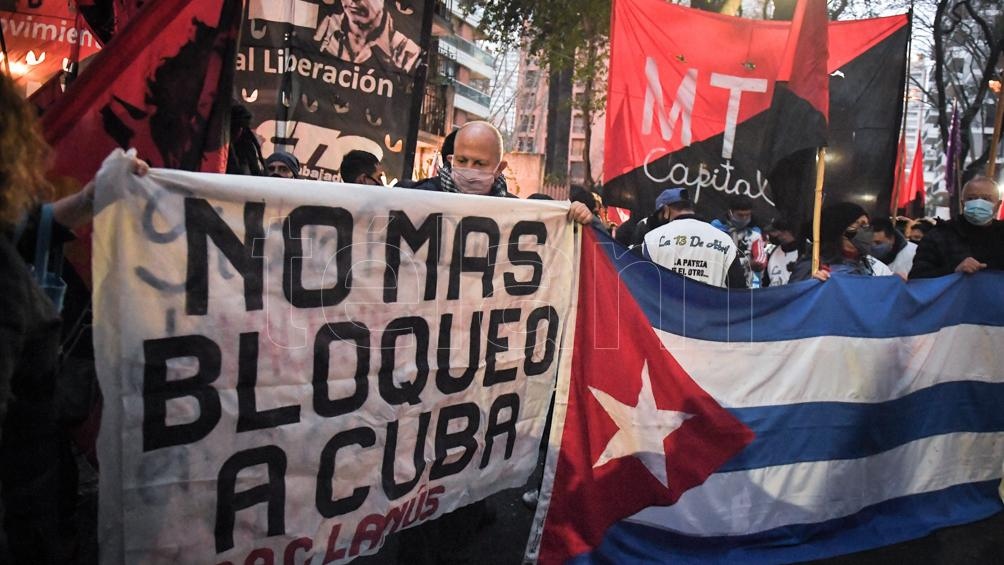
[91,150,577,564]
[234,0,432,182]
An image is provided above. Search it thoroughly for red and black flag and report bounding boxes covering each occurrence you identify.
[38,0,240,285]
[824,14,910,218]
[603,0,909,224]
[41,0,242,183]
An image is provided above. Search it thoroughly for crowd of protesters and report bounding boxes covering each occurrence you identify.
[613,179,1003,289]
[2,65,1004,565]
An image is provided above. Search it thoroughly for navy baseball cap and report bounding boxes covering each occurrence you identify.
[655,187,689,209]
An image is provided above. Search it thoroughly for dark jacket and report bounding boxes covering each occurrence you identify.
[630,212,669,248]
[0,229,63,565]
[909,217,1004,279]
[789,248,890,282]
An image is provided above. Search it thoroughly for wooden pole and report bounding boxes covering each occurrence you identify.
[986,81,1004,179]
[812,147,826,274]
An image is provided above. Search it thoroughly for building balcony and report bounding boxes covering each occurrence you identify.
[438,34,496,79]
[432,0,453,36]
[446,0,482,27]
[451,79,491,118]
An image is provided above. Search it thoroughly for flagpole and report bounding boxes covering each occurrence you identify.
[811,147,825,273]
[986,78,1004,179]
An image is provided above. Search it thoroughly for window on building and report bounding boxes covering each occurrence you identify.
[570,139,586,157]
[569,162,586,181]
[572,115,586,134]
[526,70,538,89]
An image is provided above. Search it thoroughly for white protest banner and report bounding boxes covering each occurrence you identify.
[91,150,579,564]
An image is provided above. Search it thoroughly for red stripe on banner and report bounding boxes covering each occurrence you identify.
[536,228,753,563]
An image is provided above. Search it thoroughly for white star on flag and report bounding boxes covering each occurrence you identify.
[589,361,694,488]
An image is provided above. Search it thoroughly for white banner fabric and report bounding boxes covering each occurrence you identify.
[91,150,578,564]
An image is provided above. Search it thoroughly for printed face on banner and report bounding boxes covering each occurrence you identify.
[91,153,577,564]
[235,0,425,182]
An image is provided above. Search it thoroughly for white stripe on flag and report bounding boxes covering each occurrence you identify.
[626,431,1004,536]
[654,325,1004,408]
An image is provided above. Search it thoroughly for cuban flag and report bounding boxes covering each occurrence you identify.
[526,227,1004,563]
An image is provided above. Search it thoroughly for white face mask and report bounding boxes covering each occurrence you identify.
[451,166,497,195]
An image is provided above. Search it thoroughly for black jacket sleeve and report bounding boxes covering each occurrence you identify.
[908,233,950,279]
[725,255,747,289]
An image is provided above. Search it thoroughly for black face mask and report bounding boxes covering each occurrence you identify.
[846,227,874,256]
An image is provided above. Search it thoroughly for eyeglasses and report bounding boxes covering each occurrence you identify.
[843,225,871,239]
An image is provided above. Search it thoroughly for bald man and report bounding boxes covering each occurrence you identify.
[405,121,593,221]
[407,121,510,195]
[910,176,1004,278]
[397,122,591,564]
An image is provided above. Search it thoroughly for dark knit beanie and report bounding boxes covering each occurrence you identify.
[820,202,868,242]
[265,151,301,178]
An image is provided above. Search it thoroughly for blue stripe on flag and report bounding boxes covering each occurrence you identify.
[570,480,1004,564]
[721,380,1004,471]
[593,228,1004,341]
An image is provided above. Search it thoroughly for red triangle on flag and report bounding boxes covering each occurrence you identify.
[535,229,754,563]
[777,0,829,118]
[899,131,926,209]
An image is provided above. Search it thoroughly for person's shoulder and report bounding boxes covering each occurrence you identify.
[709,218,728,232]
[866,256,895,276]
[695,218,734,238]
[400,177,442,191]
[928,217,961,233]
[788,254,813,282]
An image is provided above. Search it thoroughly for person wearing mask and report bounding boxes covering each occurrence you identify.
[642,188,746,288]
[762,217,805,287]
[407,121,512,196]
[264,151,301,179]
[909,176,1004,279]
[339,149,384,186]
[871,217,916,279]
[790,202,894,282]
[397,120,591,564]
[711,196,767,287]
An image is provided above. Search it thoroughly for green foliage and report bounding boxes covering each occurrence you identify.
[461,0,612,70]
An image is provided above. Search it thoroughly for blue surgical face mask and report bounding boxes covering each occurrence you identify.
[871,242,893,260]
[729,213,751,230]
[963,198,995,226]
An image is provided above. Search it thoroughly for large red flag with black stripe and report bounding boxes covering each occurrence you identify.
[38,0,240,286]
[603,0,909,225]
[41,0,241,184]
